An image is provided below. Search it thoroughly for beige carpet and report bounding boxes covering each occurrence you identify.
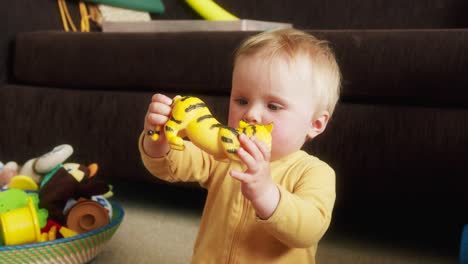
[95,180,459,264]
[98,200,199,263]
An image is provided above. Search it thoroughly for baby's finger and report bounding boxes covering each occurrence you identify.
[239,134,263,162]
[252,136,271,161]
[237,147,259,172]
[148,101,172,116]
[230,169,250,184]
[151,93,173,105]
[145,113,169,129]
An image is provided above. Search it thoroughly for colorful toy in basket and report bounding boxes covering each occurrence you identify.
[0,189,48,226]
[0,197,42,246]
[39,162,110,226]
[0,144,74,190]
[148,96,273,161]
[0,161,18,187]
[0,189,50,246]
[66,198,111,233]
[0,144,122,264]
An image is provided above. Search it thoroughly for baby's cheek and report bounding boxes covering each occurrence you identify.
[270,124,304,155]
[270,131,291,159]
[227,115,239,128]
[228,109,243,127]
[271,127,287,148]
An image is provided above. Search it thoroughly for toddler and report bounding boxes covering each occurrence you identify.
[139,28,341,263]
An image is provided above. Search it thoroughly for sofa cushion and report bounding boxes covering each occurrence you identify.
[14,29,468,106]
[14,31,242,95]
[0,84,230,182]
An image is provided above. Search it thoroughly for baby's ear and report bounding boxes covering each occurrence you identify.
[307,111,330,139]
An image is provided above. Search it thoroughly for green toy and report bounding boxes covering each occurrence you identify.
[0,189,48,229]
[83,0,165,14]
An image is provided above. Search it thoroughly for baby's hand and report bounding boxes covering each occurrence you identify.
[142,93,176,157]
[144,93,174,139]
[230,134,280,219]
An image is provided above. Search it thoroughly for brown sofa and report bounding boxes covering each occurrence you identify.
[1,0,468,260]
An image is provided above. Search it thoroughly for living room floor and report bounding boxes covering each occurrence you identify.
[96,179,459,264]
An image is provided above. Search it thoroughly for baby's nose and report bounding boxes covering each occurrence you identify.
[244,107,262,124]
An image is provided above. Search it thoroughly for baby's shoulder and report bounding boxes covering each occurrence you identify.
[290,150,331,166]
[287,151,335,177]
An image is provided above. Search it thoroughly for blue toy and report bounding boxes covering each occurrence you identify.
[461,224,468,263]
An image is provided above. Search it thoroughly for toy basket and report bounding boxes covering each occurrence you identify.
[0,201,124,264]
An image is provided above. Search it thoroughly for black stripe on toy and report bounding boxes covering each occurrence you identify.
[227,149,237,154]
[170,116,182,124]
[210,124,223,129]
[221,136,233,144]
[225,127,239,137]
[197,115,214,122]
[185,103,206,112]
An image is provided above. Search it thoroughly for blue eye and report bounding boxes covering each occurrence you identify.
[235,98,248,106]
[268,104,281,111]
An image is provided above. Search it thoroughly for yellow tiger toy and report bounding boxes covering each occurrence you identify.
[148,96,273,161]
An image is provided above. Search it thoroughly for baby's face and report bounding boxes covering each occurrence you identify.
[229,54,324,161]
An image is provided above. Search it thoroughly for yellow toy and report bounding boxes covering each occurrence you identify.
[8,175,39,191]
[148,96,273,161]
[0,197,42,246]
[185,0,239,21]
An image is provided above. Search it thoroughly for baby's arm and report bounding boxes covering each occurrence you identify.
[142,93,173,158]
[259,169,335,248]
[230,135,335,247]
[229,134,280,219]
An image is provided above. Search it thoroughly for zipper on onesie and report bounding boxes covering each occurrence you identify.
[227,196,249,263]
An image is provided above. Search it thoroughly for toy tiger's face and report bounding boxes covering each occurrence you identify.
[237,120,273,151]
[219,120,273,161]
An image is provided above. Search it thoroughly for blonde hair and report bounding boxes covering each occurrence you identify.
[234,28,341,116]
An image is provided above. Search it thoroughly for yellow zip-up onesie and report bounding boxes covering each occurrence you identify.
[139,135,335,264]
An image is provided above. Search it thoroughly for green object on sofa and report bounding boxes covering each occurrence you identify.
[83,0,165,14]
